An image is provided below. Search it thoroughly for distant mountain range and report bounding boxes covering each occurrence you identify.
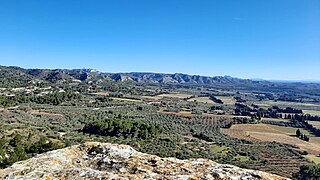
[0,65,255,85]
[109,72,253,84]
[0,65,319,87]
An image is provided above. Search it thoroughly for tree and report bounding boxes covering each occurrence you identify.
[296,129,301,137]
[292,164,320,180]
[0,138,8,165]
[8,145,27,165]
[9,134,22,147]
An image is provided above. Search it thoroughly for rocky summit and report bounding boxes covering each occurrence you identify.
[0,142,287,180]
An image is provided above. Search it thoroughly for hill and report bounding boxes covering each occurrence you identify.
[0,65,257,85]
[1,65,320,103]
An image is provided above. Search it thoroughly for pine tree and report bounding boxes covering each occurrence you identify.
[296,129,301,137]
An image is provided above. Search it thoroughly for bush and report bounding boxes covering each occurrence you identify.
[292,164,320,180]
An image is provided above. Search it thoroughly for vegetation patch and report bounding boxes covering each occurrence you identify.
[157,93,193,99]
[187,97,216,104]
[304,155,320,164]
[110,97,141,102]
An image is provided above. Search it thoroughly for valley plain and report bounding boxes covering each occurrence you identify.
[1,66,320,178]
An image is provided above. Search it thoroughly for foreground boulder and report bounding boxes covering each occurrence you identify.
[0,142,288,180]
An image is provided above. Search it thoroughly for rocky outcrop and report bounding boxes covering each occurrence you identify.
[0,142,288,180]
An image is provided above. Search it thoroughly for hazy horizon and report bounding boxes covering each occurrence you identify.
[1,0,319,80]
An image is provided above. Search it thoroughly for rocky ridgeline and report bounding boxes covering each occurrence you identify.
[0,142,288,180]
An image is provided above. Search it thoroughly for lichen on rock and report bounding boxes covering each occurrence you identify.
[0,142,288,180]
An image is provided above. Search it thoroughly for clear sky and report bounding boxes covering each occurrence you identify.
[0,0,319,80]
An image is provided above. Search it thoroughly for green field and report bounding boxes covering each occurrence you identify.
[304,155,320,164]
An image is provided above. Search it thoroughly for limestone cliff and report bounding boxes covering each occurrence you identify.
[0,142,288,180]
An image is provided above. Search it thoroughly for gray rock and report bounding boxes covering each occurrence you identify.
[0,142,289,180]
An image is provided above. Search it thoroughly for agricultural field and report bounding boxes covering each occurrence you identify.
[187,96,216,104]
[255,100,320,111]
[215,96,235,105]
[29,110,65,118]
[308,121,320,129]
[304,154,320,164]
[303,110,320,116]
[89,92,110,96]
[157,93,193,99]
[157,110,196,117]
[261,117,290,123]
[224,124,312,135]
[141,95,162,100]
[110,97,141,102]
[222,124,320,155]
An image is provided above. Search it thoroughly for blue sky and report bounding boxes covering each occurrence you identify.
[0,0,319,80]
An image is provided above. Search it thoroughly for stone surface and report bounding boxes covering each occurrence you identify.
[0,142,288,180]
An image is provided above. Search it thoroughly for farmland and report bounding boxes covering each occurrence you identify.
[308,121,320,129]
[304,154,320,164]
[187,96,216,104]
[110,97,141,102]
[254,100,320,111]
[261,117,290,123]
[222,124,320,155]
[1,66,320,177]
[157,93,193,99]
[215,96,235,105]
[304,110,320,116]
[89,92,110,96]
